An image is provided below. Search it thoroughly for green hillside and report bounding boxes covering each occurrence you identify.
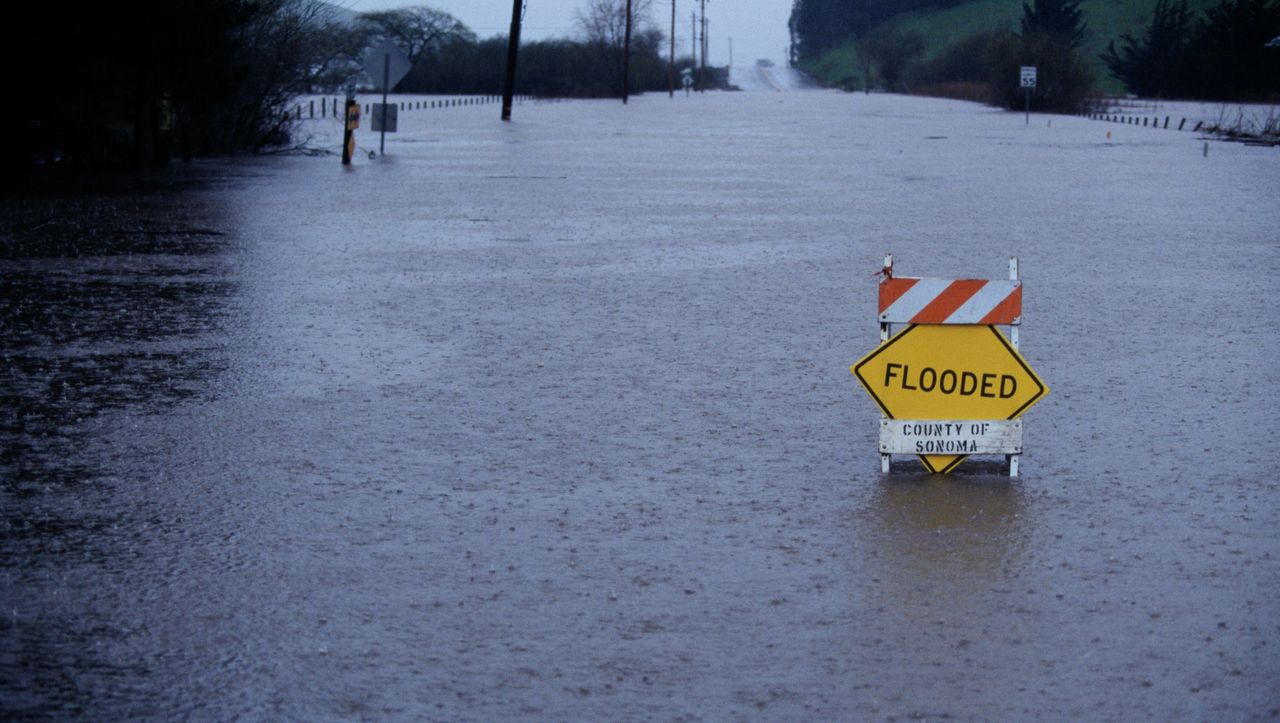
[805,0,1223,94]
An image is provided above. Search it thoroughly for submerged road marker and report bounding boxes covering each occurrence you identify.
[851,256,1048,476]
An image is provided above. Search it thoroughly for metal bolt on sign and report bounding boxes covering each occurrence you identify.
[850,255,1049,476]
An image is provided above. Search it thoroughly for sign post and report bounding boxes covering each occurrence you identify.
[362,41,412,157]
[851,256,1048,476]
[379,52,390,155]
[1020,66,1037,125]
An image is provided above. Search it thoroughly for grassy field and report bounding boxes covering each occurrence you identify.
[806,0,1223,95]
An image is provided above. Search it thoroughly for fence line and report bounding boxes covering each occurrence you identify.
[1080,110,1280,146]
[287,95,529,122]
[1082,111,1195,133]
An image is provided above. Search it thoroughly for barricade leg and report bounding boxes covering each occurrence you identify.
[879,253,894,474]
[1008,256,1021,477]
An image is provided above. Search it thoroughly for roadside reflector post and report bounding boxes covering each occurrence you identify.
[852,256,1048,477]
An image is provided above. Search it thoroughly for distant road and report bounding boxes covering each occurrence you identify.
[728,64,813,92]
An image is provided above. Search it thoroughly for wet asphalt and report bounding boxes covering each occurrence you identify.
[2,91,1279,720]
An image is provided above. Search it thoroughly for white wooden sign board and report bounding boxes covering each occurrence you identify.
[879,419,1022,455]
[1020,66,1037,88]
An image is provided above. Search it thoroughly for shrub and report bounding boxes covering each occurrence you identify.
[984,31,1095,112]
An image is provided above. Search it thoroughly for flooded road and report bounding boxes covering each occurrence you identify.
[3,91,1279,719]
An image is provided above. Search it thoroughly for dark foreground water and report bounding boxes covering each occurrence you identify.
[3,92,1279,719]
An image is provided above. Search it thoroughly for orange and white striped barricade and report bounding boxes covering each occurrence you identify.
[851,255,1048,476]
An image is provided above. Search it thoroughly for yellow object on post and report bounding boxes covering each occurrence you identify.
[342,100,360,166]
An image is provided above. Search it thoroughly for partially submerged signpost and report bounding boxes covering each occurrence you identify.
[362,40,412,156]
[1020,66,1037,125]
[851,255,1048,476]
[341,90,360,166]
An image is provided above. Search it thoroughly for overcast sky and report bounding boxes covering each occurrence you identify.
[342,0,793,66]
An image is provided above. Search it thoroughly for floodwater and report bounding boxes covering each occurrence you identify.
[3,90,1278,720]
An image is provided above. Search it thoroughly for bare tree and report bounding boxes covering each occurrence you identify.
[359,7,476,66]
[576,0,654,49]
[219,0,360,150]
[576,0,657,97]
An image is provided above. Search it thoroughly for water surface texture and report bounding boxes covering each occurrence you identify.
[3,91,1279,719]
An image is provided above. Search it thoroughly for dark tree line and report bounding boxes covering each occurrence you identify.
[5,0,364,185]
[785,0,1090,65]
[792,0,1092,111]
[353,3,694,98]
[1103,0,1280,99]
[4,1,692,185]
[787,0,971,63]
[393,31,681,98]
[790,0,1280,108]
[1021,0,1088,48]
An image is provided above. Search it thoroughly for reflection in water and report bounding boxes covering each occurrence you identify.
[1,194,233,491]
[1,186,235,716]
[863,472,1029,590]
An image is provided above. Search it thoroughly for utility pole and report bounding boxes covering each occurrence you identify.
[698,0,707,91]
[691,12,698,89]
[501,0,523,121]
[703,19,710,89]
[729,36,733,67]
[623,0,632,103]
[668,0,675,98]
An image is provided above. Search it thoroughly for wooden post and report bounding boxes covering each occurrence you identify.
[669,0,675,98]
[700,0,708,89]
[623,0,633,103]
[501,0,523,121]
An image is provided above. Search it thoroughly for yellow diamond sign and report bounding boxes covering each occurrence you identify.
[851,324,1048,473]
